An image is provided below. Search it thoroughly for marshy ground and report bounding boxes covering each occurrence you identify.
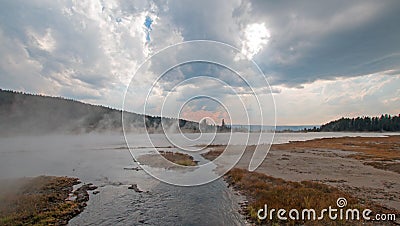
[2,135,399,225]
[203,135,400,225]
[0,176,95,225]
[137,150,198,169]
[159,151,198,166]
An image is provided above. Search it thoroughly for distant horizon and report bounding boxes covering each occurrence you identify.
[0,87,400,129]
[1,0,400,125]
[1,2,399,224]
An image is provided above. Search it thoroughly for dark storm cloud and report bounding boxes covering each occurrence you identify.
[247,0,400,86]
[0,0,399,122]
[146,0,400,88]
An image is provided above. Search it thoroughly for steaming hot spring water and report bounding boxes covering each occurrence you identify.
[0,132,397,225]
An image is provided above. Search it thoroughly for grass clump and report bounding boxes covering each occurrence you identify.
[274,136,400,161]
[201,148,224,161]
[226,168,395,225]
[0,176,83,226]
[160,151,197,166]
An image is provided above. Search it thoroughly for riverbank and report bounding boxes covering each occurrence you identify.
[203,135,400,225]
[137,150,198,168]
[0,176,96,225]
[225,168,398,225]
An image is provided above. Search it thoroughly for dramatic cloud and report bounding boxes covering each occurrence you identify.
[274,70,400,125]
[249,0,400,86]
[0,0,399,124]
[241,23,271,59]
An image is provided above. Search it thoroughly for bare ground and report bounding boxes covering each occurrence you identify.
[0,176,96,225]
[202,136,400,224]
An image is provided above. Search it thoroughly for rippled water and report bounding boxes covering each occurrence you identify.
[71,180,243,225]
[0,132,398,225]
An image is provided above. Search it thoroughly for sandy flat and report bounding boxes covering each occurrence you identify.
[208,136,400,211]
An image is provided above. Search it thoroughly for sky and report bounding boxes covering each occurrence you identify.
[0,0,399,125]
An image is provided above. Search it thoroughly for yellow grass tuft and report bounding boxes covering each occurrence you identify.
[226,168,396,225]
[0,176,82,226]
[160,151,197,166]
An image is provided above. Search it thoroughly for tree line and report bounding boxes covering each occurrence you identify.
[0,89,228,135]
[318,114,400,132]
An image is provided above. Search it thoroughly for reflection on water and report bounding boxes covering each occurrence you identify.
[0,132,399,225]
[70,180,244,225]
[0,134,246,225]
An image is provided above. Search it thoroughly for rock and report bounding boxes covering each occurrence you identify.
[128,184,143,193]
[92,190,100,195]
[86,183,98,191]
[123,167,142,171]
[73,183,98,203]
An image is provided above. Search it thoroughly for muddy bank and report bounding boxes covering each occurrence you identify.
[0,176,96,225]
[202,136,400,224]
[224,168,398,225]
[137,151,198,169]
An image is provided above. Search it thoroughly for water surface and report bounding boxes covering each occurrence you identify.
[1,132,398,225]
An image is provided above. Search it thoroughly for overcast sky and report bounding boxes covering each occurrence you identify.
[1,0,399,125]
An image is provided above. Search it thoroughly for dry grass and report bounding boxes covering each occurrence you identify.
[226,168,396,225]
[273,135,400,161]
[204,136,400,161]
[364,162,400,174]
[201,148,225,161]
[160,151,197,166]
[199,137,400,224]
[0,176,82,226]
[273,135,400,174]
[202,136,400,173]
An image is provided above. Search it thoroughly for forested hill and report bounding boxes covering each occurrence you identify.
[319,114,400,132]
[0,89,201,136]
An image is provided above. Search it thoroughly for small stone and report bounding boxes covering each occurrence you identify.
[128,184,143,193]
